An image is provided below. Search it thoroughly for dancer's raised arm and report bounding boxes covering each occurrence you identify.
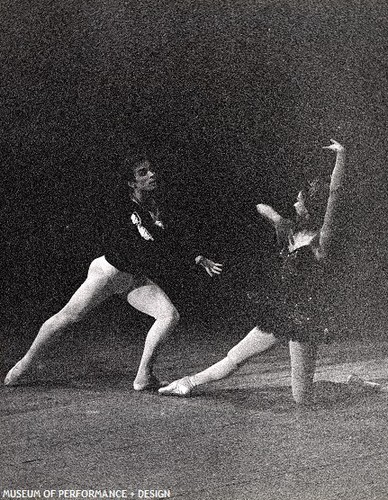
[319,139,346,259]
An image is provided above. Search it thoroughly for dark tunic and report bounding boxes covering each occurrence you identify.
[103,198,200,291]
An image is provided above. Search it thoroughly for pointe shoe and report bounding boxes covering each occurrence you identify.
[133,373,169,392]
[158,376,194,397]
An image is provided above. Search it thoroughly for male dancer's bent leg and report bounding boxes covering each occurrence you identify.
[127,283,180,391]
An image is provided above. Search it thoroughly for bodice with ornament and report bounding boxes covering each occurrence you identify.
[103,196,200,284]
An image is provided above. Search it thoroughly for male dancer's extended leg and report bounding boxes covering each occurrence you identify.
[159,327,278,396]
[4,258,115,386]
[126,283,180,391]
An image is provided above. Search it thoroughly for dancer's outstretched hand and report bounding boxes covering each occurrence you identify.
[197,256,223,277]
[323,139,345,153]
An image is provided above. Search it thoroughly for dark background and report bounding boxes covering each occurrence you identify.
[1,0,387,350]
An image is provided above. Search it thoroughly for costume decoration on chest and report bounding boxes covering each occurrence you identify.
[153,219,164,229]
[131,211,154,241]
[149,209,164,229]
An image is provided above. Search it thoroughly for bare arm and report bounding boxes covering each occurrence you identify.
[256,204,283,225]
[256,203,295,247]
[318,139,346,259]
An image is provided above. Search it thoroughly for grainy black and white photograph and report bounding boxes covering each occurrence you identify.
[1,1,388,499]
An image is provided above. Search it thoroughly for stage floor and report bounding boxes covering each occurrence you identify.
[1,323,388,500]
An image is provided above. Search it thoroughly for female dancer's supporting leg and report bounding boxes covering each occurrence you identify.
[289,340,318,404]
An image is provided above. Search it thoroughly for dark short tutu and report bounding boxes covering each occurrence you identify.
[249,246,336,344]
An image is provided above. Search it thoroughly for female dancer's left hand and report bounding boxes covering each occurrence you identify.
[323,139,345,153]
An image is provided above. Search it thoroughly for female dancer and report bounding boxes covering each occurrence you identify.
[160,139,346,404]
[4,153,222,390]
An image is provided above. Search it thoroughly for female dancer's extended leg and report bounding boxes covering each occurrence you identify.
[159,327,278,396]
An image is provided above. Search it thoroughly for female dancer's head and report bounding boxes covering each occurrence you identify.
[294,177,330,231]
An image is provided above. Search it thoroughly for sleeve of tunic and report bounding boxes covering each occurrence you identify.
[103,200,201,275]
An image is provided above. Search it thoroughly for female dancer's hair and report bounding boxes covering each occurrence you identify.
[305,177,330,228]
[300,176,331,230]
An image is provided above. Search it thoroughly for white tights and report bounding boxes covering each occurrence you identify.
[6,256,179,387]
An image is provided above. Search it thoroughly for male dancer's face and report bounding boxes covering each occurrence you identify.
[129,160,157,193]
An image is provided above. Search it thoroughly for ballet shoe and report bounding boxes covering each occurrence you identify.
[4,358,47,387]
[347,374,381,392]
[158,376,194,397]
[4,359,31,386]
[133,373,169,392]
